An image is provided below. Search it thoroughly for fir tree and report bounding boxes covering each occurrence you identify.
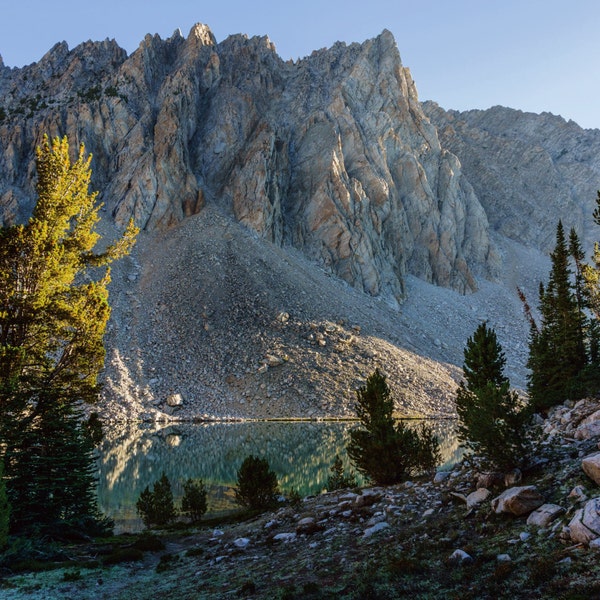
[347,369,440,485]
[0,136,137,535]
[527,221,588,411]
[461,322,508,390]
[456,323,534,470]
[136,473,177,528]
[583,193,600,320]
[235,456,279,510]
[181,478,208,524]
[326,454,357,491]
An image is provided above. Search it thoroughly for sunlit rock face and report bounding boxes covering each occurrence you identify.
[0,25,494,301]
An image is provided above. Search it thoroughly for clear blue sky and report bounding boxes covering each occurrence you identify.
[1,0,599,129]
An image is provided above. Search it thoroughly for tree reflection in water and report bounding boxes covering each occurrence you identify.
[96,420,461,532]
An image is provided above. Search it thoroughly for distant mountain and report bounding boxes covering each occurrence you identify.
[1,25,599,419]
[423,102,600,252]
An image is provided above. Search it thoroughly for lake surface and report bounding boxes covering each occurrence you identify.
[96,420,461,532]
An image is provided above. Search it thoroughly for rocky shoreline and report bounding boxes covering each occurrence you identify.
[3,397,600,599]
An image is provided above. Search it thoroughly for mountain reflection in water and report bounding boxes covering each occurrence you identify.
[96,420,461,532]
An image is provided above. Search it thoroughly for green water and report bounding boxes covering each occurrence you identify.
[96,420,461,532]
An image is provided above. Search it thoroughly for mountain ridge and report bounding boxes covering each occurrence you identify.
[1,25,599,419]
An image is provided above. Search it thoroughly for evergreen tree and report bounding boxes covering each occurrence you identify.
[527,221,588,411]
[461,322,508,391]
[456,323,534,470]
[326,454,357,491]
[181,478,208,524]
[235,455,279,510]
[136,473,177,528]
[0,136,137,535]
[583,191,600,320]
[347,369,440,485]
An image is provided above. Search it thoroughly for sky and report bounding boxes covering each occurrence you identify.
[0,0,599,129]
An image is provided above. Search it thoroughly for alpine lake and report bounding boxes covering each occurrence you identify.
[96,419,462,533]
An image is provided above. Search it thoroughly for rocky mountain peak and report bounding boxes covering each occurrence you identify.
[0,25,493,301]
[186,22,217,48]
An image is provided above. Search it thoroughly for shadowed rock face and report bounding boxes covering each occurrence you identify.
[0,24,494,301]
[423,102,600,253]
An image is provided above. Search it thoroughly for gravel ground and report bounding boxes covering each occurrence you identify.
[96,206,549,422]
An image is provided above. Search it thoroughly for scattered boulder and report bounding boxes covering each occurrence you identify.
[526,504,565,528]
[569,485,589,503]
[166,393,184,407]
[590,538,600,551]
[466,488,491,509]
[568,497,600,544]
[434,471,451,484]
[491,486,545,516]
[574,410,600,440]
[355,490,381,507]
[504,469,522,487]
[296,517,324,535]
[476,472,504,489]
[582,452,600,486]
[263,354,285,368]
[448,549,473,564]
[363,522,390,537]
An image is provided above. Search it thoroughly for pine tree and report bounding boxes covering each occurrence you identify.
[527,221,588,411]
[181,478,208,524]
[583,191,600,320]
[235,456,279,510]
[0,136,137,535]
[347,369,440,485]
[326,455,357,491]
[461,322,508,391]
[136,472,177,528]
[456,323,534,471]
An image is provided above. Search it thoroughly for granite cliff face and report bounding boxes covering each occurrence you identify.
[2,25,600,419]
[0,25,493,301]
[423,102,600,251]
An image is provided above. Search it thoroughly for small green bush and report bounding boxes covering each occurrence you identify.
[326,454,357,491]
[238,579,257,596]
[235,455,279,510]
[155,552,180,573]
[135,472,177,528]
[181,478,208,523]
[286,488,302,506]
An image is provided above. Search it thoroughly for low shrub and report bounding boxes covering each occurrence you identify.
[132,534,165,552]
[155,552,180,573]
